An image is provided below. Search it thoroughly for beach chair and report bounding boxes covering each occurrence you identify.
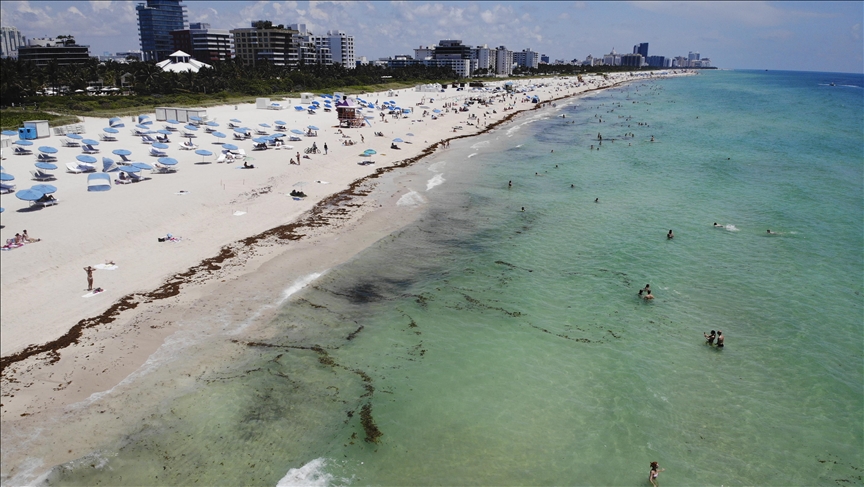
[82,144,100,154]
[66,162,85,173]
[181,130,197,139]
[34,196,59,208]
[37,153,58,162]
[149,146,168,157]
[164,124,178,131]
[180,141,198,150]
[14,146,33,156]
[274,125,287,132]
[117,153,132,162]
[1,182,16,194]
[252,143,268,151]
[99,133,117,142]
[87,172,111,191]
[30,170,57,181]
[140,134,157,144]
[61,138,80,148]
[153,163,177,174]
[255,128,268,136]
[216,153,227,163]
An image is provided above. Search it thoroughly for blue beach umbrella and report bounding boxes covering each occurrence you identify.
[136,124,150,129]
[230,118,241,123]
[77,155,98,164]
[167,119,180,124]
[189,116,203,122]
[222,144,238,151]
[274,120,287,125]
[0,172,15,181]
[184,125,198,131]
[406,133,415,137]
[31,184,57,194]
[233,127,249,134]
[103,127,119,134]
[392,138,404,143]
[152,142,169,149]
[259,123,271,128]
[132,162,154,171]
[294,106,304,111]
[195,149,213,156]
[433,109,441,113]
[66,133,84,140]
[35,162,58,170]
[253,137,269,144]
[16,188,44,201]
[157,157,178,166]
[363,149,377,156]
[290,129,303,135]
[206,121,219,127]
[14,140,33,146]
[1,130,17,136]
[157,129,172,135]
[112,149,132,156]
[307,125,319,131]
[38,146,58,154]
[212,132,226,139]
[117,165,141,173]
[82,139,99,146]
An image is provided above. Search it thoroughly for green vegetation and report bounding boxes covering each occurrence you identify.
[0,108,79,131]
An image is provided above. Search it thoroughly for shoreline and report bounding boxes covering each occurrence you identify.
[0,70,693,483]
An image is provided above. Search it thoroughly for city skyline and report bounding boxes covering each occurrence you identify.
[0,1,861,73]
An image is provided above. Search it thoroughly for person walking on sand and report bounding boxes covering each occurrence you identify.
[649,462,665,487]
[84,266,95,291]
[324,143,328,155]
[296,152,301,166]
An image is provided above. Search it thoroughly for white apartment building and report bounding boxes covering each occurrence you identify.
[1,26,26,58]
[414,45,435,61]
[513,48,539,69]
[471,44,493,71]
[319,30,354,69]
[494,46,513,76]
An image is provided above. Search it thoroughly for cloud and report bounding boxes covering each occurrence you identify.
[67,6,85,17]
[89,0,111,12]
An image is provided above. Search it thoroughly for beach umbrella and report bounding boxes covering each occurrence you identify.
[1,130,17,136]
[433,109,441,113]
[184,125,198,131]
[136,124,150,129]
[271,133,285,138]
[233,127,249,134]
[406,133,415,136]
[117,165,141,173]
[35,162,58,170]
[274,120,287,125]
[230,118,241,123]
[31,183,57,194]
[157,129,172,135]
[157,157,178,166]
[0,172,14,181]
[290,129,303,135]
[167,119,180,124]
[222,144,238,151]
[195,149,213,162]
[14,140,33,146]
[212,132,226,139]
[38,146,58,154]
[307,125,319,131]
[190,116,203,122]
[132,162,154,171]
[259,123,271,128]
[392,138,404,143]
[103,127,119,134]
[294,106,304,111]
[16,188,44,201]
[206,121,219,127]
[66,133,83,140]
[112,149,132,156]
[77,155,97,163]
[152,142,169,149]
[362,149,376,156]
[82,139,99,145]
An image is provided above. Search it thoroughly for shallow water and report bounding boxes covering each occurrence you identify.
[37,70,863,486]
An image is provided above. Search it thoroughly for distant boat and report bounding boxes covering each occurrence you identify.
[829,82,836,86]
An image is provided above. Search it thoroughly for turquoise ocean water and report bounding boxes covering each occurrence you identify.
[41,70,862,486]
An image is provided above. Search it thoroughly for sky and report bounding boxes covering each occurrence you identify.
[1,1,862,73]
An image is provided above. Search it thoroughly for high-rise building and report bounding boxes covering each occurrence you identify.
[645,55,666,68]
[171,22,232,62]
[633,42,648,58]
[18,37,91,66]
[470,45,493,72]
[414,46,435,61]
[688,51,700,62]
[513,48,539,69]
[317,30,354,69]
[603,48,620,66]
[620,53,643,67]
[137,0,188,61]
[1,26,26,59]
[540,54,550,64]
[435,40,472,61]
[494,46,513,76]
[231,21,299,67]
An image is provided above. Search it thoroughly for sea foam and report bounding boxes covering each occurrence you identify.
[276,458,334,487]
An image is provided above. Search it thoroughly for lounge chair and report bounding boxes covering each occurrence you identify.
[180,141,198,150]
[149,147,168,157]
[33,195,59,207]
[274,125,287,132]
[37,153,58,162]
[156,135,170,143]
[66,162,95,173]
[87,172,112,191]
[164,124,178,131]
[216,153,227,163]
[81,144,100,154]
[0,182,16,194]
[180,130,197,138]
[14,147,33,156]
[117,153,132,162]
[255,128,268,135]
[99,133,117,142]
[30,170,57,181]
[252,142,268,151]
[227,122,238,129]
[140,134,157,144]
[153,163,177,174]
[61,138,80,147]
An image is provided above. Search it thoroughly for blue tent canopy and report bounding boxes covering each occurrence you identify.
[230,118,242,123]
[259,123,271,128]
[1,130,18,136]
[189,116,203,122]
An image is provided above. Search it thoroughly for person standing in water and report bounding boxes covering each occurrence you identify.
[649,462,665,487]
[704,330,716,345]
[667,230,674,239]
[716,331,725,347]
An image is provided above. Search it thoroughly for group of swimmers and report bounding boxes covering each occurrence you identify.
[703,330,725,347]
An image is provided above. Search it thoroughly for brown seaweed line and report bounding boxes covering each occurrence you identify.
[0,82,618,378]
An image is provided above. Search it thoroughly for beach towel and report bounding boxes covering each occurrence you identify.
[82,288,106,298]
[93,264,118,270]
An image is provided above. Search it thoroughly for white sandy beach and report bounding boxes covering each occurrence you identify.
[0,71,690,483]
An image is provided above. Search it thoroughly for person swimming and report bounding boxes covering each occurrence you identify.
[714,222,724,228]
[704,330,716,345]
[667,230,674,239]
[649,462,665,487]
